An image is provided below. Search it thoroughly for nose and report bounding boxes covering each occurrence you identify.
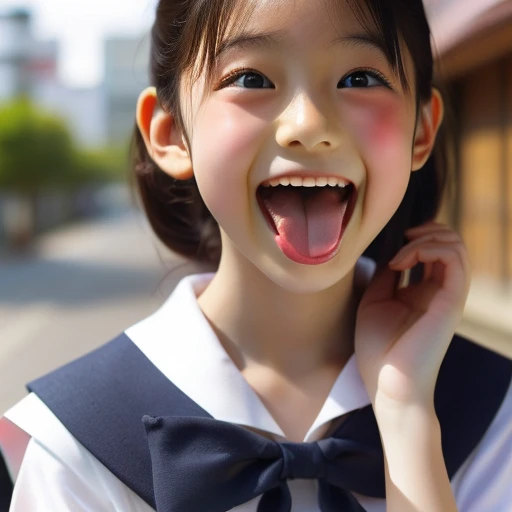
[275,92,341,152]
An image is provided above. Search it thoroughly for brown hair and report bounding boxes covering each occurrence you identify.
[132,0,450,268]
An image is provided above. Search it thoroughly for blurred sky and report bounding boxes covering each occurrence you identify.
[0,0,157,87]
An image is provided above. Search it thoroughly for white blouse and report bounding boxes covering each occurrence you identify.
[1,273,511,511]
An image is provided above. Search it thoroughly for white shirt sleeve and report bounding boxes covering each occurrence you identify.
[3,394,153,512]
[11,437,111,511]
[452,378,512,512]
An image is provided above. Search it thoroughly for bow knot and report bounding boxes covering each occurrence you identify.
[143,412,384,511]
[279,441,326,480]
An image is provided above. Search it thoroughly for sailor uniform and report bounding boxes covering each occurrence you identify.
[1,273,511,511]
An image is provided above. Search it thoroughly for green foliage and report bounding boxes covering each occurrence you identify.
[0,98,75,191]
[0,98,130,192]
[74,145,131,185]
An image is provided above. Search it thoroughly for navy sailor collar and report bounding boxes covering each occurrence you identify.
[28,331,512,509]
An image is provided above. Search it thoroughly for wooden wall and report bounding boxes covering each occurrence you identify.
[454,54,512,282]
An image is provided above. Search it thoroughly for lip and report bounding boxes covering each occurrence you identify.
[258,170,355,189]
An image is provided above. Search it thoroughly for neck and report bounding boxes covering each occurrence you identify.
[197,251,359,379]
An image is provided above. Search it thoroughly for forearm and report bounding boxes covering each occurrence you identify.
[375,397,458,512]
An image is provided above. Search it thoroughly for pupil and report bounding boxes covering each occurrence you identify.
[351,73,368,87]
[244,73,264,88]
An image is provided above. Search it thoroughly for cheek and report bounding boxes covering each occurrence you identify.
[345,92,413,162]
[194,103,261,164]
[190,101,269,218]
[344,93,415,212]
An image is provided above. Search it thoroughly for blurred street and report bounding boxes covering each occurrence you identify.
[0,206,200,414]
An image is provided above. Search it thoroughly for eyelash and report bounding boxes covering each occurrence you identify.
[215,67,270,90]
[346,67,393,89]
[215,66,393,90]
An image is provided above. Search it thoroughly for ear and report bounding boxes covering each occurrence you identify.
[411,88,444,171]
[136,86,193,180]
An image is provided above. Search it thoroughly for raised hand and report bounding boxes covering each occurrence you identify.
[355,222,471,410]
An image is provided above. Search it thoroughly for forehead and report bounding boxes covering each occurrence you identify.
[227,0,368,44]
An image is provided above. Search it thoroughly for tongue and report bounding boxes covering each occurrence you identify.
[262,187,349,258]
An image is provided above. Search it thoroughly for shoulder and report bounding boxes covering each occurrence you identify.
[2,392,108,487]
[1,393,152,511]
[3,393,89,476]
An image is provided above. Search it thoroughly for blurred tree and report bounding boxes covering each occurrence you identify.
[74,145,130,185]
[0,98,75,191]
[0,99,129,248]
[0,98,76,247]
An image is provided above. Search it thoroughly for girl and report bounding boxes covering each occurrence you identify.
[1,0,511,510]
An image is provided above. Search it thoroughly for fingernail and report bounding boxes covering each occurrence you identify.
[389,254,401,265]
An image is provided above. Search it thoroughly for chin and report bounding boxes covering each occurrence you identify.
[258,257,356,295]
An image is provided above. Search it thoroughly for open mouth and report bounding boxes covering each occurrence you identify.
[256,177,357,265]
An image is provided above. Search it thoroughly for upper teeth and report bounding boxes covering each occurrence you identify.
[262,176,348,188]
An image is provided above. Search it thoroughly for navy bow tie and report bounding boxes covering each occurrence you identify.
[143,407,385,512]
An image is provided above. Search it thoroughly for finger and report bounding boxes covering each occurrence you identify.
[392,239,471,280]
[391,234,464,264]
[390,235,465,263]
[389,243,469,302]
[405,221,452,235]
[422,261,434,281]
[391,240,470,277]
[404,240,471,280]
[430,260,447,284]
[405,227,462,244]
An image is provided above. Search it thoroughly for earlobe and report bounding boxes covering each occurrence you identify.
[136,87,193,180]
[411,88,444,171]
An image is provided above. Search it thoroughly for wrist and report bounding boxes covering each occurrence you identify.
[373,391,438,432]
[364,362,439,413]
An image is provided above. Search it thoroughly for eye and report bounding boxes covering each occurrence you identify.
[220,69,275,89]
[338,70,390,89]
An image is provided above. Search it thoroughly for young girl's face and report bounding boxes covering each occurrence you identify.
[182,0,423,293]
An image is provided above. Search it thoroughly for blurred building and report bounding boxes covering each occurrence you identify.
[0,8,105,148]
[0,9,32,99]
[29,39,106,148]
[34,79,106,149]
[0,9,150,148]
[104,36,150,145]
[427,0,512,287]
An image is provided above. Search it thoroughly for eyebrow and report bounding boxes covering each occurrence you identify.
[330,33,391,65]
[215,30,391,66]
[215,30,286,59]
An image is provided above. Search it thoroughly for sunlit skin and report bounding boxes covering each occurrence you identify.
[184,2,416,294]
[175,0,442,383]
[138,0,468,508]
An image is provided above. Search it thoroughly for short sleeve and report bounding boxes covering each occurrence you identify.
[452,378,512,511]
[3,394,154,512]
[11,437,110,511]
